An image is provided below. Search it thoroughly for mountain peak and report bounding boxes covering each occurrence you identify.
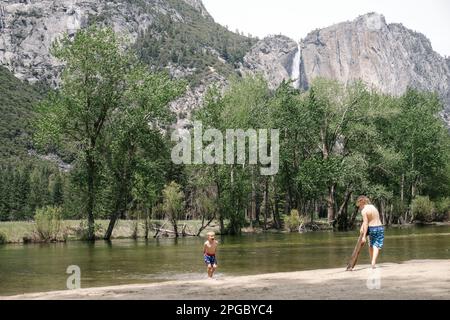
[356,12,387,30]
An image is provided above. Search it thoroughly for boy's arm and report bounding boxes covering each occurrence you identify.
[360,212,369,243]
[203,243,207,254]
[214,241,218,265]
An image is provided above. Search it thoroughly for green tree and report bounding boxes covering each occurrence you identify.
[162,181,185,237]
[34,27,182,240]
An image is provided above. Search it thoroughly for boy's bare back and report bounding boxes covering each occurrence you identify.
[361,204,382,226]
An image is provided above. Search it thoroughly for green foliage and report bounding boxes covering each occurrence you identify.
[285,209,304,232]
[191,76,450,230]
[163,181,185,235]
[0,67,44,159]
[34,206,62,241]
[435,197,450,222]
[411,196,435,222]
[2,24,450,236]
[0,160,64,221]
[163,181,184,220]
[34,26,183,239]
[135,0,257,86]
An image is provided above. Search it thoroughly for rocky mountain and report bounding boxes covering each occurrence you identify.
[242,12,450,125]
[0,0,255,130]
[0,0,220,85]
[1,4,450,127]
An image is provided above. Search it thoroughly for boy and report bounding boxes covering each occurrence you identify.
[356,195,385,269]
[203,231,218,278]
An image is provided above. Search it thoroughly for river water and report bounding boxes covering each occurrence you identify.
[0,225,448,296]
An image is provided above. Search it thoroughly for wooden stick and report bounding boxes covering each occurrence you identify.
[346,233,366,271]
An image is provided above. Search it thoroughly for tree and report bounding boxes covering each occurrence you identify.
[34,27,182,240]
[162,181,185,237]
[102,68,184,240]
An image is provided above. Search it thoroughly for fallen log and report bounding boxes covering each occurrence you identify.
[153,222,167,239]
[152,227,197,237]
[346,232,366,271]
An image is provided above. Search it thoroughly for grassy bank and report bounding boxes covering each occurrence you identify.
[2,219,446,244]
[0,220,220,244]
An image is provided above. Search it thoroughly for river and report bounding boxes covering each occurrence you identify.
[0,225,449,296]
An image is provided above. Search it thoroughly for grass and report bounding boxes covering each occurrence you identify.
[0,219,220,243]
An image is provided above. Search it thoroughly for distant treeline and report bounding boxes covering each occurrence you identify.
[0,27,449,239]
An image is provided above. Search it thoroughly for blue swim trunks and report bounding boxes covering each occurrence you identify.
[368,226,385,249]
[204,254,217,266]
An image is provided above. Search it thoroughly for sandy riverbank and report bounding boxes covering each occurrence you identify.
[2,260,449,300]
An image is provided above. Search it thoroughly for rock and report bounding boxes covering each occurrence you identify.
[240,35,297,89]
[243,12,450,123]
[0,0,210,85]
[0,0,223,130]
[170,71,227,130]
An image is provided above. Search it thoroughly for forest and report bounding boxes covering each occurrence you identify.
[1,27,449,241]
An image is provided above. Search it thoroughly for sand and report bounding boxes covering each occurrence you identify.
[2,260,449,300]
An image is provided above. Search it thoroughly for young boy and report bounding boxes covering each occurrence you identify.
[203,231,218,279]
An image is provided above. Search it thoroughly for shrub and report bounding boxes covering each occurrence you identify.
[435,197,450,222]
[411,196,434,222]
[0,231,7,244]
[285,209,304,232]
[162,181,185,236]
[34,206,62,241]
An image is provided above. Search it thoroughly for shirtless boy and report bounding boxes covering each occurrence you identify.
[203,231,218,278]
[356,196,385,268]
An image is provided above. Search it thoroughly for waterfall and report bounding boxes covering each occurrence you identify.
[291,42,301,89]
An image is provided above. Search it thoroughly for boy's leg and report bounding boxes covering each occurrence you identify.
[211,264,217,277]
[371,247,380,268]
[368,236,373,262]
[207,264,212,278]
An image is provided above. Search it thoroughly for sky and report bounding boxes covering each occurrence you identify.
[202,0,450,57]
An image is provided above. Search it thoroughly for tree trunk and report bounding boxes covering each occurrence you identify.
[380,200,386,225]
[86,151,96,241]
[263,177,269,230]
[273,177,281,229]
[104,178,128,240]
[335,187,352,230]
[196,214,216,236]
[144,207,150,240]
[349,206,359,229]
[172,219,179,237]
[104,207,124,240]
[327,184,336,223]
[216,180,225,235]
[251,171,256,227]
[400,174,405,204]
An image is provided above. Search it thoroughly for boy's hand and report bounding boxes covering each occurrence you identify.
[361,236,366,244]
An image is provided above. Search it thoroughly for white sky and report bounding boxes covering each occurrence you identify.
[202,0,450,57]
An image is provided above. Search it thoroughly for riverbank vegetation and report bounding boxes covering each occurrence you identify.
[0,27,449,242]
[0,219,221,244]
